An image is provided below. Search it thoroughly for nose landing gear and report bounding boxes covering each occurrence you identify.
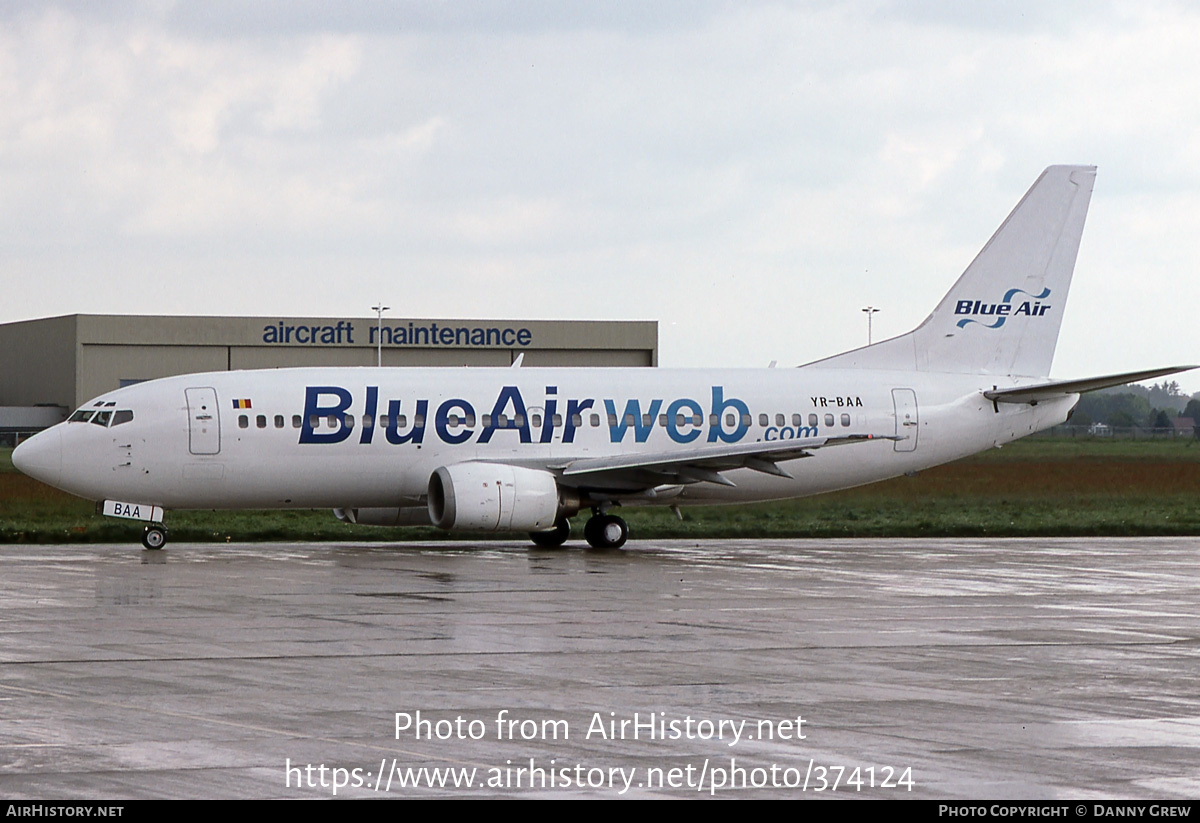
[142,525,167,550]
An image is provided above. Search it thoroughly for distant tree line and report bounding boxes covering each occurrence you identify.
[1070,381,1200,434]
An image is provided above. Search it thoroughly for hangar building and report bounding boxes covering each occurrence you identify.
[0,315,658,431]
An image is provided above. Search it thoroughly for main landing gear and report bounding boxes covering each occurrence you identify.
[529,519,571,548]
[583,512,628,549]
[526,510,630,549]
[142,525,167,550]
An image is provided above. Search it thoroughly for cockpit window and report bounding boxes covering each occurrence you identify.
[72,406,134,427]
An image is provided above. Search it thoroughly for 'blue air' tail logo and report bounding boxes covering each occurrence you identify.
[955,287,1052,329]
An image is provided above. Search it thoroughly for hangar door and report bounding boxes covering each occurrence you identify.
[185,387,221,455]
[892,388,918,452]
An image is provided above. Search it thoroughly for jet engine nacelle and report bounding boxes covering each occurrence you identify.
[334,507,432,527]
[428,462,561,532]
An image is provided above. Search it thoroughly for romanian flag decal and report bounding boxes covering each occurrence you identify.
[232,399,252,409]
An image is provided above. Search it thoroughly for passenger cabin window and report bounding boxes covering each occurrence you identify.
[759,414,768,427]
[809,413,818,427]
[292,415,301,429]
[274,415,284,429]
[256,415,267,429]
[824,414,834,427]
[239,415,249,429]
[841,413,851,427]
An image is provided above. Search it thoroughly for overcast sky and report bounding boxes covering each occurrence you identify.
[2,1,1198,389]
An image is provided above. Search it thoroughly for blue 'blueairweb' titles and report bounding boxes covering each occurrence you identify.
[297,385,764,447]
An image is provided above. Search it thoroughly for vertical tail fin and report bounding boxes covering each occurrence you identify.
[809,165,1096,377]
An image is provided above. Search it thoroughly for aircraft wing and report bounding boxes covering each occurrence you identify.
[552,433,897,488]
[983,365,1196,405]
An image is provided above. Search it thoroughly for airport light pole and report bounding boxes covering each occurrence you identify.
[372,303,390,367]
[862,306,879,345]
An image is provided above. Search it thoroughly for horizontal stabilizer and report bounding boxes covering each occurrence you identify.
[983,365,1197,405]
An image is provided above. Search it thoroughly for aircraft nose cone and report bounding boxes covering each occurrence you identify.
[12,428,63,489]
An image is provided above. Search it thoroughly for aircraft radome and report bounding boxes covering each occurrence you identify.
[12,166,1194,550]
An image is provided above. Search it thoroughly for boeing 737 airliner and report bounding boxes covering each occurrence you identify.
[13,166,1194,549]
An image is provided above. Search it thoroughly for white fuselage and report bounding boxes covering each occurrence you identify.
[25,365,1076,512]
